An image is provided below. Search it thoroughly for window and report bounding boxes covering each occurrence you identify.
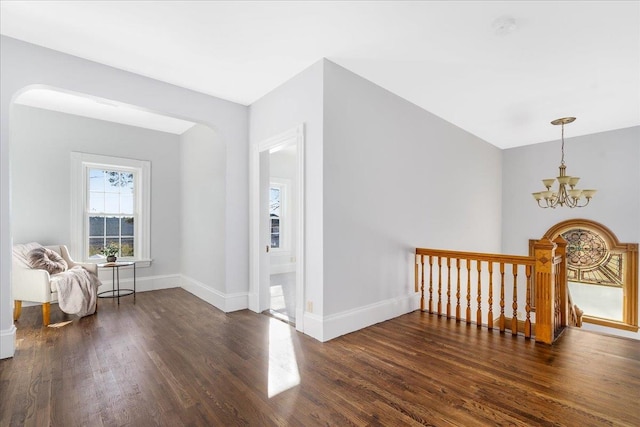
[71,153,150,265]
[88,169,135,258]
[269,179,290,251]
[270,185,281,249]
[540,219,638,332]
[564,228,624,321]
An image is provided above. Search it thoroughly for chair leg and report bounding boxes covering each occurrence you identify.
[42,302,50,327]
[13,300,22,321]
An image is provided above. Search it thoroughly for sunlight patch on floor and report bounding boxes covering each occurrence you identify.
[270,284,286,312]
[267,317,300,398]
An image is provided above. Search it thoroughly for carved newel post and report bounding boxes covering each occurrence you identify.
[534,238,557,344]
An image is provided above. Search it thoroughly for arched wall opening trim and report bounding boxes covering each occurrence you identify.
[536,219,638,332]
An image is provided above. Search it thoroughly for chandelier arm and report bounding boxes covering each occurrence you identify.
[558,185,566,200]
[575,197,591,208]
[537,199,551,209]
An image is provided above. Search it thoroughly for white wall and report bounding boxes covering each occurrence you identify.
[250,59,503,341]
[249,60,325,338]
[322,61,503,338]
[502,125,640,339]
[1,36,248,359]
[180,124,229,306]
[11,105,182,279]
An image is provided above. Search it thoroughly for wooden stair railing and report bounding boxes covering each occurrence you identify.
[415,237,569,344]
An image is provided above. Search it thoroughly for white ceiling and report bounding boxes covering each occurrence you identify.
[1,1,638,148]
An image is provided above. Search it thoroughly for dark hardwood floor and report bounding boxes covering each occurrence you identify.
[1,288,639,426]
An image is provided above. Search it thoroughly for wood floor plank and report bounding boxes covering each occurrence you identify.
[1,287,639,426]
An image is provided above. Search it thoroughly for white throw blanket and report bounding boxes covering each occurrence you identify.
[51,266,100,317]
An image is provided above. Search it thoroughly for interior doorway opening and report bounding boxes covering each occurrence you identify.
[266,146,298,324]
[250,125,305,331]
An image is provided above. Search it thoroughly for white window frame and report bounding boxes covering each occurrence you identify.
[269,178,291,253]
[71,152,151,266]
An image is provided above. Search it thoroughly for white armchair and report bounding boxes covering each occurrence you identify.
[13,243,98,326]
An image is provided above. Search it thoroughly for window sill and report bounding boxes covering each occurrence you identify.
[582,315,639,332]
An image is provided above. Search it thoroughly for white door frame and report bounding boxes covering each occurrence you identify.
[249,124,305,332]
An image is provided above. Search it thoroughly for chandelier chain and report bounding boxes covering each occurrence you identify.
[560,123,565,166]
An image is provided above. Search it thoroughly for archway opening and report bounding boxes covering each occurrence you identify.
[9,86,226,326]
[542,219,638,332]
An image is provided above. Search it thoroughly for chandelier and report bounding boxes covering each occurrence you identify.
[532,117,596,208]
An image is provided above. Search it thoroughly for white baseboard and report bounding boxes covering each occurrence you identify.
[0,325,17,359]
[316,293,420,342]
[302,312,324,341]
[180,275,248,313]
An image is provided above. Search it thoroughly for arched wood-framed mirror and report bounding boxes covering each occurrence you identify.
[531,219,638,332]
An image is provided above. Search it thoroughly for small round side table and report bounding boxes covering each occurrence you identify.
[97,261,136,304]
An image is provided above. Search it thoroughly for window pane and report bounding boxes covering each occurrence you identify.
[106,238,120,256]
[120,194,134,214]
[106,216,120,236]
[89,216,105,236]
[270,187,280,216]
[568,282,623,321]
[121,238,134,257]
[89,238,104,257]
[121,217,134,236]
[89,169,105,191]
[105,193,119,213]
[106,171,122,189]
[120,172,134,193]
[271,217,280,248]
[89,192,104,213]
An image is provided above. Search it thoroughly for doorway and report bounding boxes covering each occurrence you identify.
[250,125,305,331]
[268,148,297,323]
